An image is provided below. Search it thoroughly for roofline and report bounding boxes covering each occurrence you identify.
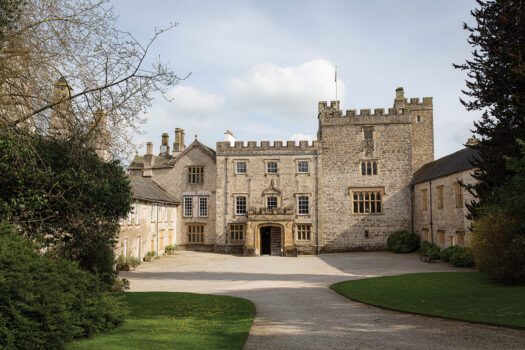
[132,195,180,205]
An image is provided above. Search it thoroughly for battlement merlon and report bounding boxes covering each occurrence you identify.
[318,97,432,118]
[216,140,320,154]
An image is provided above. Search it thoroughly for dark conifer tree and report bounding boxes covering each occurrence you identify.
[454,0,525,219]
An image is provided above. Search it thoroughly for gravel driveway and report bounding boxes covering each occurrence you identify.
[122,251,525,350]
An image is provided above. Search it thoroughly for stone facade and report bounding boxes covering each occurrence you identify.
[130,87,442,255]
[118,198,178,260]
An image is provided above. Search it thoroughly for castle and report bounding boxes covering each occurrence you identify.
[124,87,475,257]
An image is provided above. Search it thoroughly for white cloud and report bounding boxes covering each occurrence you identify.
[289,133,316,144]
[227,59,345,120]
[167,85,225,115]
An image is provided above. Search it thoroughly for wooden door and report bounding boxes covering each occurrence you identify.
[270,226,281,256]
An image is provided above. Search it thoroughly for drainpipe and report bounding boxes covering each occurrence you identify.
[315,150,320,254]
[429,180,434,243]
[156,203,159,257]
[410,184,414,234]
[224,157,228,254]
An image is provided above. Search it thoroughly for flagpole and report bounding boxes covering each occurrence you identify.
[335,66,338,102]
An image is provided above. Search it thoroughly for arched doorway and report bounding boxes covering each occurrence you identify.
[259,225,282,256]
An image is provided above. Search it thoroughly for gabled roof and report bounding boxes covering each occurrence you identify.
[412,147,480,185]
[127,139,216,170]
[129,176,179,204]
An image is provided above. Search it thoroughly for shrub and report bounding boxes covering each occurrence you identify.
[449,247,475,267]
[0,226,128,350]
[165,245,178,251]
[440,246,459,262]
[387,230,420,253]
[146,251,156,257]
[472,207,525,284]
[420,241,440,259]
[116,255,141,268]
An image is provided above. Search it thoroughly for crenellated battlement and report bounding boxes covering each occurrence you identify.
[216,139,320,154]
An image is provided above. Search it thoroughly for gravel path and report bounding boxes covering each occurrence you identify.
[122,251,525,349]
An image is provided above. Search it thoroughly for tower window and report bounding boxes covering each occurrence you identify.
[361,161,378,175]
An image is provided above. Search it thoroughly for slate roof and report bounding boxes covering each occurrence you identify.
[412,147,480,185]
[129,176,179,204]
[128,139,216,170]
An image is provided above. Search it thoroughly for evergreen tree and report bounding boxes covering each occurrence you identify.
[454,0,525,219]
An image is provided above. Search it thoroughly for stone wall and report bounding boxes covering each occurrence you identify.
[413,169,476,249]
[148,143,217,249]
[215,140,320,255]
[117,199,177,260]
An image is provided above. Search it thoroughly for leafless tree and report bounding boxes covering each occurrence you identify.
[0,0,186,159]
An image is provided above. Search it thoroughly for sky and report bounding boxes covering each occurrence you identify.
[112,0,481,160]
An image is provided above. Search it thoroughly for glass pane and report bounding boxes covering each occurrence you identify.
[365,193,369,200]
[377,202,381,212]
[354,202,358,212]
[371,202,376,213]
[373,162,377,174]
[367,162,371,175]
[371,193,375,200]
[361,162,366,175]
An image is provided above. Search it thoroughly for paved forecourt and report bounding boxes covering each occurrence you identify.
[122,251,525,350]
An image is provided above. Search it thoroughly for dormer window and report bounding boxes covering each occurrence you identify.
[188,166,204,184]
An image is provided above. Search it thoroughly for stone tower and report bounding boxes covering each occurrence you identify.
[48,77,73,136]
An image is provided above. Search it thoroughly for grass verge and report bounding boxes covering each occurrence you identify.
[66,292,256,350]
[331,272,525,328]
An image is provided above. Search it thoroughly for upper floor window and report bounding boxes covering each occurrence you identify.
[183,197,193,217]
[421,189,428,210]
[363,127,374,140]
[151,203,155,222]
[235,196,247,215]
[350,188,383,214]
[267,196,278,210]
[436,185,444,209]
[297,161,309,174]
[454,182,463,208]
[298,196,309,215]
[188,166,204,184]
[361,160,377,175]
[199,197,208,217]
[236,162,247,174]
[267,161,278,174]
[135,201,140,224]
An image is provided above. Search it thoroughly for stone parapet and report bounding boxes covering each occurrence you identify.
[216,140,320,154]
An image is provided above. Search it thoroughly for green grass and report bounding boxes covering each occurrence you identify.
[331,272,525,328]
[66,292,256,350]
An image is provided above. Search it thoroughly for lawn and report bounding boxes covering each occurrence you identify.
[66,292,256,350]
[331,272,525,328]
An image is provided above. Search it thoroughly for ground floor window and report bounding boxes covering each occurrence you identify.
[229,224,245,241]
[296,224,311,240]
[187,224,205,243]
[350,188,383,214]
[422,228,429,241]
[456,231,465,246]
[438,230,445,245]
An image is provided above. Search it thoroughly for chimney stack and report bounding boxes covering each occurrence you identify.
[173,128,186,154]
[224,130,235,146]
[143,142,154,177]
[394,87,405,108]
[160,133,170,155]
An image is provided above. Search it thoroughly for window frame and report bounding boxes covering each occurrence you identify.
[266,161,278,174]
[436,185,444,209]
[360,160,378,176]
[235,195,247,215]
[297,160,309,174]
[421,189,428,210]
[198,197,208,217]
[454,182,463,208]
[349,187,384,215]
[266,195,278,210]
[296,224,311,240]
[363,126,374,141]
[437,230,445,245]
[297,195,310,215]
[187,166,205,184]
[187,223,205,243]
[228,224,245,242]
[235,161,247,175]
[183,197,193,217]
